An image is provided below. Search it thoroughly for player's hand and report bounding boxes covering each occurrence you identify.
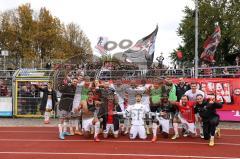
[112,111,117,115]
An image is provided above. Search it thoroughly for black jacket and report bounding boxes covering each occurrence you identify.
[194,101,222,121]
[98,100,122,131]
[58,84,76,112]
[176,84,190,101]
[39,87,58,111]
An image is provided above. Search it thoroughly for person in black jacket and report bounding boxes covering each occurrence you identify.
[176,78,190,101]
[37,82,58,124]
[195,94,222,146]
[58,78,78,140]
[98,91,122,139]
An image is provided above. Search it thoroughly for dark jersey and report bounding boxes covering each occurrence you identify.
[194,101,222,120]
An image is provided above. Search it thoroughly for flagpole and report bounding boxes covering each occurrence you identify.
[194,0,199,78]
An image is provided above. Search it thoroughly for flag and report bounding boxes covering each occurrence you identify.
[200,25,221,63]
[95,36,108,55]
[113,26,158,69]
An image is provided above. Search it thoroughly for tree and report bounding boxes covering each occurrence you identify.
[170,0,240,67]
[62,23,93,62]
[0,4,93,69]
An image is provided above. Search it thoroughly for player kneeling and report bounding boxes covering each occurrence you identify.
[78,91,101,142]
[99,92,122,138]
[152,94,176,142]
[126,93,149,140]
[171,95,196,140]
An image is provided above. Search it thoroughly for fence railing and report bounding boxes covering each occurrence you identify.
[53,66,240,81]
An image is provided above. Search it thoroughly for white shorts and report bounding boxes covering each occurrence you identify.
[130,125,146,139]
[46,99,53,110]
[178,114,196,134]
[82,117,94,132]
[158,117,170,134]
[103,124,119,135]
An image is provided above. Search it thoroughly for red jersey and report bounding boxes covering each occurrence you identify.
[176,101,195,123]
[107,101,114,124]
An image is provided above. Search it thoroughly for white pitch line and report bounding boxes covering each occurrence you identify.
[0,151,239,159]
[0,138,239,146]
[0,131,56,133]
[0,131,240,137]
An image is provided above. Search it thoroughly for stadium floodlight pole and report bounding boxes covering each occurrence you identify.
[194,0,199,78]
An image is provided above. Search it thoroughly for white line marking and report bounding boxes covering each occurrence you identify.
[0,138,239,146]
[0,131,56,133]
[0,152,239,159]
[0,131,239,137]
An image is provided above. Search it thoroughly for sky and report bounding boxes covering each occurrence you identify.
[0,0,194,66]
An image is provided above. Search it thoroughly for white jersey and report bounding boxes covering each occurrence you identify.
[137,84,151,108]
[184,89,206,101]
[126,103,149,126]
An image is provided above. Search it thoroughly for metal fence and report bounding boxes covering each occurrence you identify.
[54,66,240,81]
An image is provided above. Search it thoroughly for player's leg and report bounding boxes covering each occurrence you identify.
[151,119,159,142]
[113,119,120,138]
[58,117,65,140]
[129,125,138,140]
[74,117,83,135]
[58,110,71,139]
[209,116,220,146]
[44,100,52,124]
[139,125,147,140]
[195,114,204,138]
[92,117,100,142]
[160,117,170,138]
[103,124,110,138]
[178,114,196,137]
[144,103,151,135]
[171,116,180,140]
[202,121,210,140]
[69,119,75,135]
[44,110,51,124]
[124,116,130,135]
[82,118,92,138]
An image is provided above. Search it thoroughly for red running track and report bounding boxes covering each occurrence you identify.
[0,127,240,159]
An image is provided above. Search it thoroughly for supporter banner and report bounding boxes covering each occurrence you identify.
[180,78,240,111]
[125,78,240,121]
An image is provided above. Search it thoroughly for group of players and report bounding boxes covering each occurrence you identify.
[53,75,222,147]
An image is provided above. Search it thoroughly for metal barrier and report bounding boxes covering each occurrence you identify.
[197,66,240,78]
[55,66,240,80]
